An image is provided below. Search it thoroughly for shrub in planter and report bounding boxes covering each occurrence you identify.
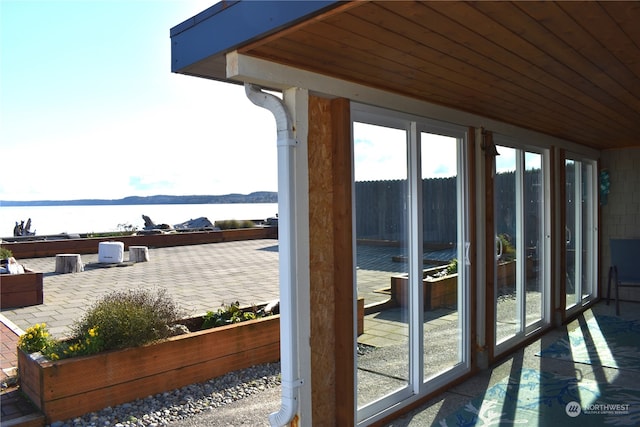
[18,291,280,423]
[18,323,54,354]
[201,301,271,329]
[0,247,24,274]
[0,246,13,261]
[214,219,255,230]
[19,288,183,360]
[446,258,458,276]
[70,288,182,352]
[497,233,515,261]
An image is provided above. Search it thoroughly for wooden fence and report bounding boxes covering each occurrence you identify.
[355,170,543,245]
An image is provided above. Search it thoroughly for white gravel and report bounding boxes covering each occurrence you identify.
[48,363,281,427]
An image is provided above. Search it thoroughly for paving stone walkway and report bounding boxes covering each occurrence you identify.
[0,238,450,425]
[2,240,282,338]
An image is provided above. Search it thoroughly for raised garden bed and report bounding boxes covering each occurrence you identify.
[18,314,280,424]
[390,260,527,310]
[390,266,457,310]
[0,268,43,309]
[497,260,516,289]
[2,227,277,259]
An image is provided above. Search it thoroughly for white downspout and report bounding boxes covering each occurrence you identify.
[244,83,303,427]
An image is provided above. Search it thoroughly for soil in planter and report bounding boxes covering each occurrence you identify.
[175,316,204,331]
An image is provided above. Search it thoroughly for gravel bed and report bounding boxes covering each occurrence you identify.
[48,363,281,427]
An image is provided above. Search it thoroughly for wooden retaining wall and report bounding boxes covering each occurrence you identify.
[1,227,277,259]
[19,315,280,424]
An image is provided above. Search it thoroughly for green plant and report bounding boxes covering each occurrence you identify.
[18,323,54,354]
[86,230,136,238]
[446,258,458,275]
[69,288,182,351]
[50,326,104,360]
[19,289,182,361]
[0,247,13,259]
[498,233,516,261]
[19,322,104,361]
[201,301,263,329]
[214,219,255,230]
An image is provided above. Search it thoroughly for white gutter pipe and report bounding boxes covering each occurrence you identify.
[244,83,303,427]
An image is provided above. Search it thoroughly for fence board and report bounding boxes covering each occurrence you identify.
[355,171,542,245]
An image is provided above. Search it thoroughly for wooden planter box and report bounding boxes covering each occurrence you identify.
[2,227,277,259]
[496,259,536,288]
[497,260,516,288]
[0,269,43,309]
[390,266,457,310]
[19,315,280,424]
[390,260,533,310]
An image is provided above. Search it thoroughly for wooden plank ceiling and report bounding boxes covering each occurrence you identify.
[238,1,640,150]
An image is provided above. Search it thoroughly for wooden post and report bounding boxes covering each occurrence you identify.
[129,246,149,263]
[55,254,83,273]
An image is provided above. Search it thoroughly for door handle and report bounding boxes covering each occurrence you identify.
[465,242,471,266]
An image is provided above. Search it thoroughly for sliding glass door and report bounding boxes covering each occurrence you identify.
[565,157,598,310]
[353,119,411,412]
[493,140,549,354]
[420,131,466,381]
[352,104,470,424]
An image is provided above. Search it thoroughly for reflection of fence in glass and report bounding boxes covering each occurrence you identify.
[356,170,543,244]
[564,162,578,251]
[496,170,543,248]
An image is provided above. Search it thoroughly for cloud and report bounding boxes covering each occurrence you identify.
[353,122,459,182]
[128,176,173,192]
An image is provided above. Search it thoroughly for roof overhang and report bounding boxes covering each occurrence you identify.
[171,1,640,151]
[170,1,341,82]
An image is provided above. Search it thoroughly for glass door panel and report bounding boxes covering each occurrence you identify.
[420,132,463,379]
[353,105,470,424]
[580,162,595,300]
[495,147,519,344]
[353,122,410,410]
[565,160,578,308]
[565,158,596,309]
[494,143,547,353]
[524,152,544,328]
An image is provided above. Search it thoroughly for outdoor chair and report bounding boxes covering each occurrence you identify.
[606,238,640,315]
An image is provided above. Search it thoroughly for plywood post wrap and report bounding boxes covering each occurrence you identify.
[308,95,354,426]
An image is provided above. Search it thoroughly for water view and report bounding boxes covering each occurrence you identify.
[0,203,278,237]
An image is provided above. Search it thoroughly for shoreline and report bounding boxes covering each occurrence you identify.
[0,227,277,259]
[1,203,280,239]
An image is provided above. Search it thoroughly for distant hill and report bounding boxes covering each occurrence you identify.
[1,192,278,206]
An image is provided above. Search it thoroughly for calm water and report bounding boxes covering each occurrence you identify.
[0,203,278,237]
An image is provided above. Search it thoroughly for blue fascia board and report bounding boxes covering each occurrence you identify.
[171,0,341,74]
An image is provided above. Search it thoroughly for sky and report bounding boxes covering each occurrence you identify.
[0,0,277,201]
[354,123,458,182]
[0,0,476,204]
